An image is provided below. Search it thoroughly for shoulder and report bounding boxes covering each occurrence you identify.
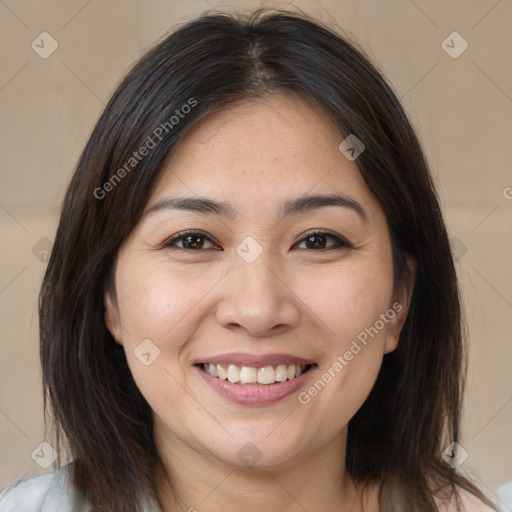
[0,462,91,512]
[436,486,498,512]
[458,489,498,512]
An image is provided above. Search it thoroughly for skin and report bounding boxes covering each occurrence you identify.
[104,93,415,512]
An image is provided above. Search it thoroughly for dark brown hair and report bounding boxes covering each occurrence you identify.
[39,7,497,512]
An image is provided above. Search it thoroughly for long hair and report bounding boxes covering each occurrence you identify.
[39,8,497,511]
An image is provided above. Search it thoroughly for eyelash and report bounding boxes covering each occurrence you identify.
[162,229,353,251]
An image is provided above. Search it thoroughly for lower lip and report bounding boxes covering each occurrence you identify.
[196,365,316,406]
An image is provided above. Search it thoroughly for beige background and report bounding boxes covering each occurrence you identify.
[0,0,511,508]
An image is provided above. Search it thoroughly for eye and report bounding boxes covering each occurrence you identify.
[162,230,220,251]
[294,230,352,250]
[162,229,352,252]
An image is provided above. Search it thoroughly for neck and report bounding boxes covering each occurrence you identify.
[154,423,370,512]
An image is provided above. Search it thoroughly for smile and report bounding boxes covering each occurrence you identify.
[194,353,317,406]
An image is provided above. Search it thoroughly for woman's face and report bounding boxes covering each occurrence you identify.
[105,93,411,471]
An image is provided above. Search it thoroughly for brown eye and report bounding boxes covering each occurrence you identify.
[295,231,352,250]
[163,230,220,250]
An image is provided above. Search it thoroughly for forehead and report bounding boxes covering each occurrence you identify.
[145,93,381,223]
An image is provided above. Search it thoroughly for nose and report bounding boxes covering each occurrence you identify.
[215,252,301,338]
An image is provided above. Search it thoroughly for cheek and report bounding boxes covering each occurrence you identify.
[115,259,206,345]
[293,263,394,424]
[300,262,394,348]
[296,321,388,445]
[113,260,215,401]
[115,268,195,419]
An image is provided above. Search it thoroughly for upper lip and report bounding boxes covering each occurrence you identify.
[194,352,315,368]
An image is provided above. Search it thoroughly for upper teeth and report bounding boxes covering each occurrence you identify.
[203,363,306,385]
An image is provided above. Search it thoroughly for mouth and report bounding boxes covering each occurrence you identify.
[194,353,317,406]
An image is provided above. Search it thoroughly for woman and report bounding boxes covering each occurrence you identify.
[0,8,500,512]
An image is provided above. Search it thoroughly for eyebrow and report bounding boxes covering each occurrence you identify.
[143,193,368,223]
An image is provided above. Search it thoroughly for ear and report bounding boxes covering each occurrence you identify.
[383,256,416,354]
[104,290,122,345]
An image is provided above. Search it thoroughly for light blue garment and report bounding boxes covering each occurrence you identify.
[0,463,91,511]
[0,462,160,511]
